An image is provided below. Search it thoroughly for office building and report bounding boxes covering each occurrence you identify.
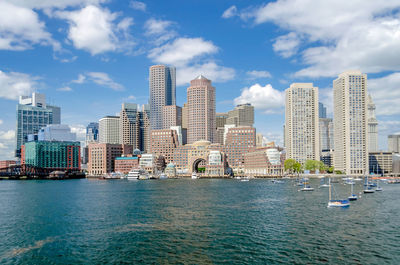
[15,92,60,157]
[187,75,216,144]
[138,104,151,152]
[22,141,80,171]
[216,113,228,128]
[256,133,264,147]
[86,122,99,145]
[114,156,139,174]
[87,143,132,176]
[244,147,284,176]
[37,124,76,142]
[226,103,254,127]
[285,83,320,164]
[0,160,16,168]
[319,118,334,152]
[333,70,368,175]
[388,134,400,153]
[224,126,256,170]
[367,95,378,152]
[119,103,139,147]
[162,105,182,129]
[99,116,120,144]
[150,129,180,163]
[182,103,188,129]
[149,65,176,130]
[319,102,327,118]
[369,152,393,175]
[170,126,186,145]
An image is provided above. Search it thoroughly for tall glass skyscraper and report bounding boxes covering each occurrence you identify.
[319,102,327,118]
[86,122,99,145]
[149,65,176,130]
[15,93,60,158]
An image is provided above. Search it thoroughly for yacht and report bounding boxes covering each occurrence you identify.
[191,172,198,179]
[127,169,141,180]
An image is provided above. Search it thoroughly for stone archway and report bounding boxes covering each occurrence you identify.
[193,158,207,173]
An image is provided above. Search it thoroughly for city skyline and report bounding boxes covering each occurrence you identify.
[1,0,400,160]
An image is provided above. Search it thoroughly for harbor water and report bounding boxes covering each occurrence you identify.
[0,179,399,264]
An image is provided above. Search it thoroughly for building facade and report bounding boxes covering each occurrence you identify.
[244,147,284,176]
[319,102,327,118]
[99,116,120,144]
[367,95,378,152]
[285,83,320,164]
[333,70,369,175]
[187,75,216,144]
[319,118,334,152]
[114,156,139,174]
[388,134,400,153]
[226,103,254,127]
[87,143,132,176]
[22,141,80,171]
[224,126,256,171]
[86,122,99,145]
[149,65,176,130]
[15,92,60,158]
[150,129,180,163]
[119,103,139,147]
[369,152,393,175]
[37,124,76,142]
[162,105,182,129]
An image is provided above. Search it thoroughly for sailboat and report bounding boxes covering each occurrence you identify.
[375,180,383,191]
[348,182,358,201]
[319,176,330,188]
[300,179,314,191]
[328,178,350,207]
[363,175,375,193]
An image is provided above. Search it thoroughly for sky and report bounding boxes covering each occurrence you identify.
[0,0,400,160]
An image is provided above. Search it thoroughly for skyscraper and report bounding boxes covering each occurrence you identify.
[319,102,327,118]
[333,70,368,175]
[182,103,188,130]
[119,103,139,147]
[285,83,320,164]
[226,103,254,127]
[388,134,400,153]
[138,104,151,152]
[319,118,334,151]
[162,105,182,129]
[15,92,60,158]
[149,65,176,130]
[187,75,216,144]
[99,116,120,144]
[367,95,378,152]
[86,122,99,145]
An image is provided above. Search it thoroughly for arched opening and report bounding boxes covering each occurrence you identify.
[193,158,207,173]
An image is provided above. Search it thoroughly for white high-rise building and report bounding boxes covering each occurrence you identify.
[333,70,369,175]
[388,135,400,153]
[120,103,139,147]
[367,95,378,152]
[285,83,320,164]
[99,116,120,144]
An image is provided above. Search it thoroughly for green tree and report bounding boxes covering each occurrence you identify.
[284,159,297,174]
[293,162,302,174]
[327,166,334,174]
[304,160,319,172]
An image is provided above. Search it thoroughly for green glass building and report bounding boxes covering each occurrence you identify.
[23,141,81,170]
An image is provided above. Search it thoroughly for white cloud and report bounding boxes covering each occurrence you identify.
[272,32,300,58]
[0,1,58,51]
[148,37,218,67]
[69,124,86,141]
[72,74,86,84]
[368,73,400,116]
[0,70,38,100]
[129,1,146,11]
[177,62,235,86]
[86,72,124,91]
[56,5,134,55]
[57,86,73,92]
[0,120,3,125]
[234,83,285,114]
[144,18,176,45]
[9,0,106,9]
[222,6,238,19]
[0,130,15,141]
[239,0,400,78]
[246,70,272,79]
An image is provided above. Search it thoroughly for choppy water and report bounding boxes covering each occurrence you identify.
[0,179,399,264]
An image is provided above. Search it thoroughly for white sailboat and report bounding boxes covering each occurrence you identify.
[328,178,350,207]
[363,175,375,193]
[348,182,358,201]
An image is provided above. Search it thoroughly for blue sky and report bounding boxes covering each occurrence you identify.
[1,0,400,160]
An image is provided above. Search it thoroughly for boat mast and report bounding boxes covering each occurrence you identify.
[329,178,331,201]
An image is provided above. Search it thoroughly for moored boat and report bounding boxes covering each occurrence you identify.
[328,178,350,207]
